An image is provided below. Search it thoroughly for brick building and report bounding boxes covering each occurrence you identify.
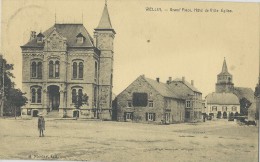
[115,75,202,124]
[20,3,115,119]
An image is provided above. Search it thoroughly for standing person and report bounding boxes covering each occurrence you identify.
[38,113,45,137]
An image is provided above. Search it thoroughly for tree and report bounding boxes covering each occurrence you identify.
[0,58,27,117]
[72,92,89,119]
[240,97,252,116]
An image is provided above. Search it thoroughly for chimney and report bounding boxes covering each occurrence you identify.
[169,77,172,82]
[30,31,36,41]
[182,76,185,83]
[156,77,160,83]
[191,80,194,86]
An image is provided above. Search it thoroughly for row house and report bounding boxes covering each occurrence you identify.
[115,75,203,124]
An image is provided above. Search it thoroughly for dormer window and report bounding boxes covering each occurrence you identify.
[36,32,44,43]
[76,33,85,44]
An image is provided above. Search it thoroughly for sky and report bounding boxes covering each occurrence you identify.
[1,0,259,97]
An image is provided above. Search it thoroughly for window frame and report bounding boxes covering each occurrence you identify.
[31,60,43,79]
[31,86,42,104]
[186,100,191,108]
[148,100,154,107]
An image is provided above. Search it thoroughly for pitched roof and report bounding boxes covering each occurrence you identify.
[22,24,94,48]
[206,92,240,105]
[143,77,181,99]
[37,32,44,37]
[233,87,255,103]
[219,58,231,75]
[173,78,201,93]
[96,4,113,30]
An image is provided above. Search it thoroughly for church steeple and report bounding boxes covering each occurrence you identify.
[216,58,234,93]
[95,1,115,33]
[221,58,229,74]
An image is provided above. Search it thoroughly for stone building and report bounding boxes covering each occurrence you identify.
[20,3,115,119]
[115,75,186,124]
[205,93,240,119]
[167,77,203,122]
[205,58,255,119]
[115,75,203,124]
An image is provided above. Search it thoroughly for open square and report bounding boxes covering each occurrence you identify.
[0,118,258,162]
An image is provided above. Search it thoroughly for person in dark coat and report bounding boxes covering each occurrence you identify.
[38,113,45,137]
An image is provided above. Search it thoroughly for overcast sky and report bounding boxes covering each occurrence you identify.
[1,0,259,97]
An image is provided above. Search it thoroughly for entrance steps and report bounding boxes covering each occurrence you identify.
[45,110,60,118]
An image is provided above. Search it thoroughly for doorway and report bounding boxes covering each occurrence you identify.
[48,85,60,111]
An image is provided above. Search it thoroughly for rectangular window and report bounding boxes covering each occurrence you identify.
[148,101,154,107]
[186,100,191,108]
[232,106,237,111]
[222,106,227,111]
[212,106,217,111]
[147,113,155,121]
[125,112,133,120]
[127,100,132,107]
[132,93,148,107]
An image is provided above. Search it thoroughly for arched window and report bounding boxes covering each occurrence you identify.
[73,62,77,79]
[37,62,42,79]
[37,88,42,103]
[31,88,36,103]
[31,87,42,103]
[31,62,37,78]
[78,89,83,103]
[55,61,60,77]
[72,89,77,103]
[49,61,54,78]
[72,61,84,79]
[79,62,83,79]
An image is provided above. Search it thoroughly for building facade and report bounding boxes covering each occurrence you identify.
[21,3,115,119]
[115,75,203,124]
[205,92,240,119]
[115,75,186,124]
[167,77,203,122]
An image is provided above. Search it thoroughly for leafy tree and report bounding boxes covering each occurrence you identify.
[0,58,28,117]
[239,97,252,116]
[71,92,88,119]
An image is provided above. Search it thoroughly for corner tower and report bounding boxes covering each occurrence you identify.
[215,58,234,93]
[94,2,115,114]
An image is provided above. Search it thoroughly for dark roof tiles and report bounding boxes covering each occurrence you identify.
[22,24,94,48]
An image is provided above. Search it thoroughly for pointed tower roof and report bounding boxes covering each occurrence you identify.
[95,2,115,33]
[219,58,231,75]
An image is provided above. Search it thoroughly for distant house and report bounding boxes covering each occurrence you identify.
[115,75,203,124]
[167,77,203,122]
[205,92,240,119]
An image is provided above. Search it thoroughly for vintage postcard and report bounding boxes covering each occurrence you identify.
[0,0,259,161]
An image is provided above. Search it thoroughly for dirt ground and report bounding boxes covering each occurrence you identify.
[0,118,258,162]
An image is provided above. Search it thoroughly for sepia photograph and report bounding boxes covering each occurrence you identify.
[0,0,259,161]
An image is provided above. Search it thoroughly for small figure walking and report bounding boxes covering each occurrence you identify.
[38,113,45,137]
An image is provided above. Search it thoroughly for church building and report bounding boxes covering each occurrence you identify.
[20,3,115,119]
[206,58,255,119]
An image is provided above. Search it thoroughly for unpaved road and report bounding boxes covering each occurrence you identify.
[0,118,258,162]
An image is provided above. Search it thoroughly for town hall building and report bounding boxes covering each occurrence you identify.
[20,3,115,119]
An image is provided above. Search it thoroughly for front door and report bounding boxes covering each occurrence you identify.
[48,85,60,110]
